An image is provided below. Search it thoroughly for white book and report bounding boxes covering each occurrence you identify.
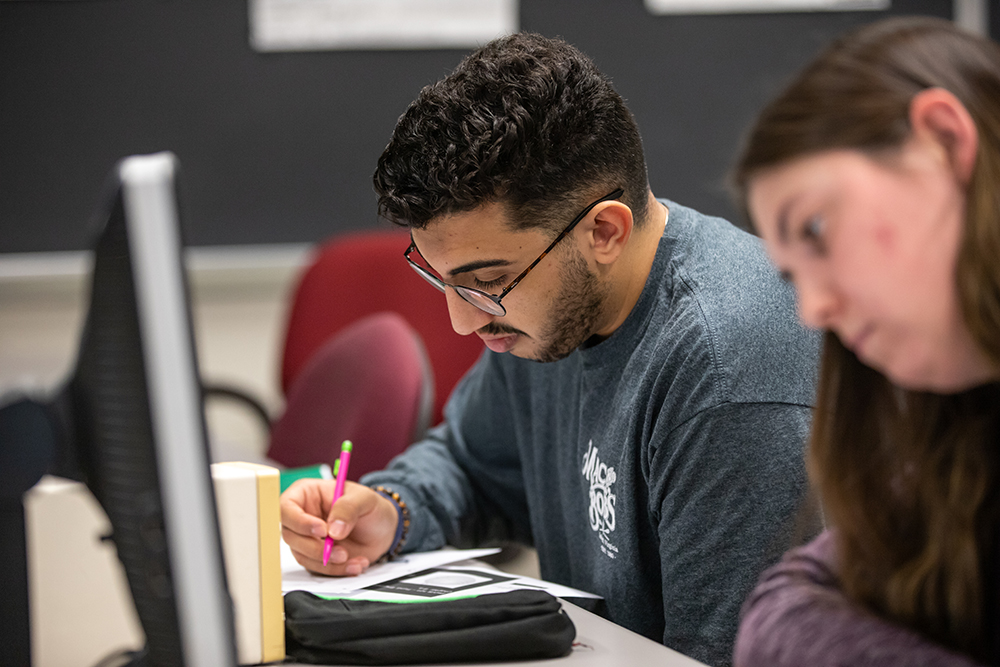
[212,461,284,665]
[212,463,263,663]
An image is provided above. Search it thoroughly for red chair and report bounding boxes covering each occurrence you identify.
[279,229,484,428]
[204,230,484,476]
[266,312,432,480]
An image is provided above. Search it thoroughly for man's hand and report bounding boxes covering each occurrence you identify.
[280,479,399,576]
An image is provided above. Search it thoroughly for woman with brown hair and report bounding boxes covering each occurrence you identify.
[732,16,1000,667]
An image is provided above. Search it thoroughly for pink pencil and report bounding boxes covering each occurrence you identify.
[322,440,353,566]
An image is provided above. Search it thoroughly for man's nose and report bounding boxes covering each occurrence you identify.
[444,288,496,336]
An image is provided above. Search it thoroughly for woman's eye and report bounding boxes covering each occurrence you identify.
[800,215,827,251]
[803,215,824,240]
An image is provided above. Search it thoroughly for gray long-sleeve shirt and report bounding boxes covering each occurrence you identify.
[363,200,820,666]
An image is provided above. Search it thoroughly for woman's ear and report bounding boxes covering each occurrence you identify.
[587,202,633,266]
[909,87,979,184]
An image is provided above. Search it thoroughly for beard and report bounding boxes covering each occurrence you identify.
[532,245,609,363]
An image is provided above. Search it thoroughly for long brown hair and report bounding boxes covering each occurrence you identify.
[734,17,1000,660]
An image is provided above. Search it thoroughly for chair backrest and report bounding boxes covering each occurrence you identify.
[280,230,484,427]
[267,312,432,478]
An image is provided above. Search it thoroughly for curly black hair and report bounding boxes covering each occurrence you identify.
[373,32,650,232]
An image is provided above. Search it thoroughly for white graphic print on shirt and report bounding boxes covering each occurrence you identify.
[582,440,619,559]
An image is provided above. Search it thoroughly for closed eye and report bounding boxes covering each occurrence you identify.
[799,215,827,253]
[473,276,507,291]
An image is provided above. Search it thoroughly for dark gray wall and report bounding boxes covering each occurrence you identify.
[0,0,954,253]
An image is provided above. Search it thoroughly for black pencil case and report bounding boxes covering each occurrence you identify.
[283,589,577,665]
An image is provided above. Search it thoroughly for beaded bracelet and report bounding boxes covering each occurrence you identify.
[372,485,410,562]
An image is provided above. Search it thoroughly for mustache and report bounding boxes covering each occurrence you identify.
[478,322,527,337]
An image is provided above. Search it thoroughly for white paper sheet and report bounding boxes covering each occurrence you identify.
[347,559,603,601]
[644,0,888,13]
[250,0,518,52]
[280,540,502,595]
[280,542,601,600]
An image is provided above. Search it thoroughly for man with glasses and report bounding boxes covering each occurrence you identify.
[280,33,819,666]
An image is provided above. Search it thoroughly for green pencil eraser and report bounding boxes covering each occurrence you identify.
[341,440,353,452]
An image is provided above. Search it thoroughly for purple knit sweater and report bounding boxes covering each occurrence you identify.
[733,530,985,667]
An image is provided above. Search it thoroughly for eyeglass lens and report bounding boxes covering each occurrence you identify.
[407,261,506,316]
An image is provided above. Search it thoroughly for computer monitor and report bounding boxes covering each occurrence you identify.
[0,152,238,666]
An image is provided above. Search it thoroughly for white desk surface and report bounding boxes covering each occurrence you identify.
[286,598,709,667]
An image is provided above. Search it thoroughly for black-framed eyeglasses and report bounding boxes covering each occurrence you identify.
[404,187,625,317]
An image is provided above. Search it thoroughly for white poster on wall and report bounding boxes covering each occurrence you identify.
[249,0,519,52]
[644,0,888,13]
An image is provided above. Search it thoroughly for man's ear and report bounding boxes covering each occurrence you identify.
[586,202,633,266]
[909,87,979,184]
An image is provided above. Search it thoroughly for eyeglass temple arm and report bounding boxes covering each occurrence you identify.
[497,188,624,299]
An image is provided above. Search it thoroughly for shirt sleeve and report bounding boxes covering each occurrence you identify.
[360,351,531,553]
[734,531,985,667]
[649,401,818,667]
